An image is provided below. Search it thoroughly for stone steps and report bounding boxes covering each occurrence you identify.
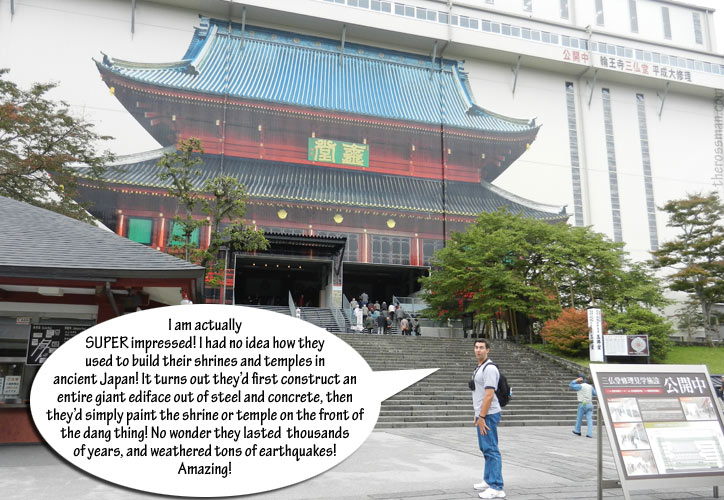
[336,335,587,429]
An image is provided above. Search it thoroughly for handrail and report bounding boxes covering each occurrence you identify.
[288,291,296,317]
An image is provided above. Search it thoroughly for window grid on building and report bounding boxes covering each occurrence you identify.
[662,7,672,40]
[595,0,604,26]
[635,94,659,251]
[325,0,724,77]
[559,0,569,19]
[523,0,532,13]
[628,0,638,33]
[601,89,623,242]
[371,235,410,265]
[692,12,703,45]
[315,231,359,262]
[422,239,445,267]
[565,82,584,227]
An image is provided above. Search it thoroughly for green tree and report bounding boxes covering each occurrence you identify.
[199,175,269,286]
[158,137,268,282]
[420,209,668,341]
[158,138,206,261]
[652,192,724,346]
[0,69,114,222]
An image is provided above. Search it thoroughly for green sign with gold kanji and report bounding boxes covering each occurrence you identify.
[308,138,369,167]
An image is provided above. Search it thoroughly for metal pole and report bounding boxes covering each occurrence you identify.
[221,248,228,305]
[597,405,603,500]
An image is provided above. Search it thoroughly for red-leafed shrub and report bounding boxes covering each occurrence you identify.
[540,308,597,356]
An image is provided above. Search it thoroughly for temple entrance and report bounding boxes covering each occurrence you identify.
[342,263,428,306]
[233,256,331,307]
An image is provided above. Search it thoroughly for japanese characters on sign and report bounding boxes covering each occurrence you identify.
[591,366,724,484]
[26,324,88,365]
[3,375,21,395]
[561,51,694,83]
[587,307,604,362]
[308,138,369,167]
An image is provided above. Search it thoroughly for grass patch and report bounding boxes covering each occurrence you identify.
[664,346,724,374]
[527,344,724,374]
[527,344,589,368]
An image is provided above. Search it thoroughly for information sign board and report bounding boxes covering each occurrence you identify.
[26,324,88,365]
[3,375,21,395]
[590,364,724,497]
[588,308,604,362]
[604,335,649,357]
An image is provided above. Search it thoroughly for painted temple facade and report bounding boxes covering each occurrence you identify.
[75,17,566,306]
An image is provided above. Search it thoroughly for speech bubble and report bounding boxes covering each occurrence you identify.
[30,305,436,497]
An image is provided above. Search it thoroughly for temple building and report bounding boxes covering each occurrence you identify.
[74,18,565,307]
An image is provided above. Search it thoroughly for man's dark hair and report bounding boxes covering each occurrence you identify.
[474,338,491,349]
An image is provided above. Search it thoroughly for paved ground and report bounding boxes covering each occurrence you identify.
[1,425,722,500]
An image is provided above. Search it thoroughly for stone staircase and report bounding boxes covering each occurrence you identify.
[337,334,591,429]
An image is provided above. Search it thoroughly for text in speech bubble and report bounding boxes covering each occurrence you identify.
[30,305,436,497]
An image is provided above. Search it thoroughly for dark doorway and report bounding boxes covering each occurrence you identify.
[343,263,428,305]
[233,257,330,307]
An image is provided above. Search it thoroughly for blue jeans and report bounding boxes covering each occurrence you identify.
[476,412,503,491]
[575,403,594,437]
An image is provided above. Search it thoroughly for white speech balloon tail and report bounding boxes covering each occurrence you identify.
[370,368,438,402]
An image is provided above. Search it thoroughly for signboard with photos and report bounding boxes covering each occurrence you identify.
[26,325,88,365]
[604,335,649,357]
[590,364,724,494]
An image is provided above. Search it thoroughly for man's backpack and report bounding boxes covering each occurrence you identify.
[482,362,512,408]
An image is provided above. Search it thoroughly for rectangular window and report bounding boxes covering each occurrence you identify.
[522,28,531,39]
[560,0,569,19]
[469,18,478,29]
[693,12,703,45]
[635,94,659,251]
[438,12,448,24]
[565,82,584,227]
[629,0,638,33]
[394,3,403,15]
[127,218,153,245]
[427,10,436,21]
[371,235,410,265]
[531,30,540,41]
[168,222,200,247]
[595,0,604,26]
[511,26,520,37]
[482,20,491,31]
[502,24,511,36]
[422,239,445,266]
[371,0,380,10]
[601,88,623,243]
[381,1,391,13]
[459,16,470,28]
[523,0,532,12]
[404,5,414,17]
[359,0,369,9]
[662,7,671,40]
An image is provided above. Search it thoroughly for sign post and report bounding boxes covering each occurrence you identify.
[588,308,604,362]
[591,364,724,499]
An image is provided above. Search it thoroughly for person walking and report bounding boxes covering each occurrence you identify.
[570,374,597,438]
[376,311,387,335]
[400,317,410,336]
[471,339,505,499]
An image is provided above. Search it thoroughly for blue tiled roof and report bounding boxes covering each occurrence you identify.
[98,18,537,135]
[73,151,564,221]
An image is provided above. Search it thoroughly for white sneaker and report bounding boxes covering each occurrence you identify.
[479,487,506,499]
[473,480,488,490]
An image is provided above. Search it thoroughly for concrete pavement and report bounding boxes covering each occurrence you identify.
[1,425,721,500]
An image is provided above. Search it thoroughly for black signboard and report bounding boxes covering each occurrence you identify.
[26,325,88,365]
[590,364,724,497]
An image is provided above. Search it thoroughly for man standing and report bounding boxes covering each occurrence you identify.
[471,339,505,499]
[569,374,597,438]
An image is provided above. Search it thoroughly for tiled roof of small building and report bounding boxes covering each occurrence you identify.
[97,18,538,135]
[0,196,203,278]
[74,152,565,221]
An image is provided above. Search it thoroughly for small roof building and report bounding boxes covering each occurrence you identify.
[0,195,204,443]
